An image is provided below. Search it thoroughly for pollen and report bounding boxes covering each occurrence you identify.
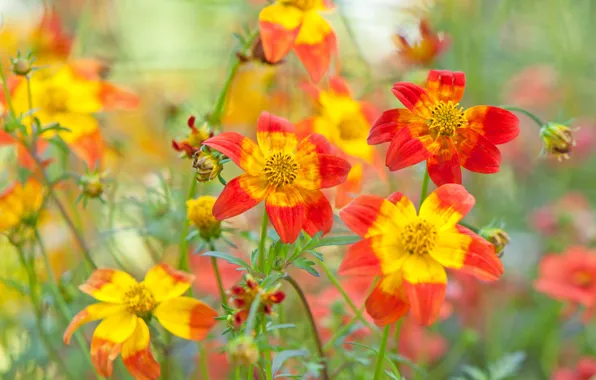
[123,284,156,314]
[401,219,437,256]
[428,101,466,137]
[264,152,299,187]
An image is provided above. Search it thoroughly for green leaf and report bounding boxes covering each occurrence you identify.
[306,235,360,249]
[0,277,28,295]
[304,249,324,262]
[266,323,296,332]
[261,273,283,289]
[461,365,489,380]
[250,249,259,269]
[271,349,308,375]
[347,342,401,378]
[489,351,526,380]
[186,229,199,241]
[293,257,319,277]
[202,251,251,271]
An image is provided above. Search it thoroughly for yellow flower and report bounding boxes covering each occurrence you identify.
[187,196,221,240]
[64,264,217,379]
[0,180,44,234]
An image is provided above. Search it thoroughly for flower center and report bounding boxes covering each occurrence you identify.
[44,86,69,113]
[123,284,156,315]
[572,271,593,288]
[428,101,466,137]
[264,152,299,187]
[338,116,367,141]
[401,220,437,256]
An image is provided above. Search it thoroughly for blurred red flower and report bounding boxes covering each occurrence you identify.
[552,357,596,380]
[393,19,450,66]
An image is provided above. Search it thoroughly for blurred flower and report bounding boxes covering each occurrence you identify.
[237,36,281,66]
[172,116,212,158]
[0,127,49,169]
[203,112,351,243]
[227,335,259,366]
[259,0,337,82]
[540,122,576,161]
[393,19,449,66]
[535,246,596,321]
[187,196,222,241]
[192,151,223,182]
[229,274,285,327]
[479,227,510,257]
[339,185,503,326]
[398,318,447,365]
[552,357,596,380]
[503,65,560,111]
[0,180,44,245]
[79,169,108,201]
[369,70,520,186]
[64,263,217,378]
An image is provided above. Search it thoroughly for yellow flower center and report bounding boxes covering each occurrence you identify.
[338,116,368,141]
[44,86,69,113]
[188,128,210,147]
[428,101,466,137]
[573,271,593,288]
[264,152,299,187]
[123,284,156,314]
[401,220,437,256]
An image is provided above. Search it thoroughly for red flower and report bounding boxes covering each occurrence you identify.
[369,70,520,186]
[553,357,596,380]
[393,19,450,66]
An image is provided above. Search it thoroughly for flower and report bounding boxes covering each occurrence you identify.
[229,275,286,326]
[368,70,520,186]
[63,263,217,379]
[339,184,504,326]
[227,336,260,365]
[203,111,351,243]
[393,19,449,66]
[0,180,44,244]
[187,196,222,241]
[552,357,596,380]
[258,0,336,82]
[79,170,108,200]
[192,151,223,182]
[540,122,575,161]
[172,116,212,158]
[534,246,596,321]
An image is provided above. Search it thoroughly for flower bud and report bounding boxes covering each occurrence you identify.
[11,58,31,76]
[79,172,106,199]
[227,336,260,366]
[192,152,223,182]
[479,227,510,257]
[540,122,575,161]
[172,116,213,158]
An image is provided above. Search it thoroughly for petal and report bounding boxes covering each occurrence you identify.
[295,153,351,190]
[368,108,423,145]
[154,297,217,340]
[0,130,14,145]
[419,184,474,228]
[100,83,140,110]
[329,76,352,96]
[296,133,333,155]
[454,225,503,281]
[386,124,433,171]
[90,313,138,377]
[339,235,406,276]
[203,132,265,176]
[265,185,305,243]
[121,318,160,380]
[464,106,520,145]
[335,163,363,208]
[64,303,127,344]
[294,12,336,82]
[365,272,410,326]
[425,70,466,103]
[301,189,333,237]
[391,82,434,119]
[259,3,303,63]
[143,263,194,303]
[69,129,105,169]
[402,255,447,325]
[456,128,501,174]
[212,174,270,220]
[426,137,462,186]
[256,112,297,154]
[79,269,137,303]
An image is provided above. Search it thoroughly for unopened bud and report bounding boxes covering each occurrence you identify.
[11,59,31,76]
[227,336,260,365]
[540,122,575,161]
[192,152,222,182]
[479,227,510,257]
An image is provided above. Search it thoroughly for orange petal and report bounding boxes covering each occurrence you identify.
[402,255,447,326]
[203,132,265,176]
[464,105,520,145]
[0,130,14,145]
[265,185,305,243]
[425,70,466,103]
[329,76,351,96]
[143,263,194,303]
[69,128,105,169]
[256,112,297,154]
[419,184,474,228]
[64,303,127,344]
[259,2,304,63]
[79,269,137,303]
[294,134,351,190]
[426,137,461,186]
[295,117,316,140]
[301,189,333,237]
[391,82,434,119]
[100,83,140,110]
[153,297,217,340]
[90,313,138,377]
[212,174,270,220]
[386,123,433,171]
[339,236,382,276]
[366,272,410,326]
[455,128,501,174]
[294,12,336,82]
[368,108,422,145]
[121,318,160,380]
[335,163,362,208]
[454,225,504,281]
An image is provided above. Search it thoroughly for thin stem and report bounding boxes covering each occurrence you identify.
[209,243,228,308]
[419,168,430,206]
[373,325,391,380]
[26,75,33,113]
[501,105,545,128]
[284,275,329,380]
[258,208,269,273]
[393,320,403,378]
[178,179,197,273]
[0,60,15,116]
[199,342,210,380]
[458,221,480,233]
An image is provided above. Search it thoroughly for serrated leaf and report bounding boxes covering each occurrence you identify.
[186,229,199,241]
[385,370,401,380]
[266,323,296,332]
[271,349,308,375]
[488,351,526,380]
[304,249,324,261]
[307,235,360,249]
[202,251,251,271]
[461,365,488,380]
[261,273,283,289]
[346,342,401,376]
[293,257,319,277]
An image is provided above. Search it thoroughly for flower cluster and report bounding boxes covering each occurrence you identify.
[228,275,286,327]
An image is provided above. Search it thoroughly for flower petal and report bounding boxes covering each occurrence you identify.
[426,137,462,186]
[365,272,410,326]
[257,112,297,154]
[340,194,415,237]
[335,163,363,208]
[69,129,105,169]
[79,269,137,303]
[454,225,503,281]
[456,128,501,174]
[339,234,406,276]
[121,318,160,380]
[143,263,194,303]
[203,132,265,176]
[464,106,520,145]
[391,82,434,119]
[301,189,333,237]
[368,108,423,145]
[294,134,351,190]
[329,76,352,96]
[265,185,305,243]
[99,83,140,110]
[90,313,138,377]
[64,303,127,344]
[425,70,466,103]
[212,174,270,220]
[154,297,217,340]
[259,2,303,63]
[294,12,336,82]
[419,184,474,228]
[386,124,433,171]
[402,255,447,325]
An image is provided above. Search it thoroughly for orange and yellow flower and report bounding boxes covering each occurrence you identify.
[64,263,217,379]
[393,19,449,66]
[369,70,520,186]
[259,0,336,82]
[339,184,503,326]
[0,179,44,233]
[203,111,351,243]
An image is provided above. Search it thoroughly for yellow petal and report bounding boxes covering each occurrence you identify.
[122,318,161,380]
[63,303,127,344]
[79,268,138,303]
[142,263,194,303]
[90,313,138,377]
[154,297,217,340]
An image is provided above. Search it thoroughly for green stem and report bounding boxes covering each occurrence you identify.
[284,275,329,380]
[373,325,391,380]
[258,209,269,273]
[199,342,210,380]
[501,105,545,128]
[244,293,262,335]
[419,168,430,206]
[458,221,480,233]
[0,60,15,116]
[393,320,403,377]
[178,179,198,273]
[209,244,228,308]
[262,318,273,380]
[323,311,361,352]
